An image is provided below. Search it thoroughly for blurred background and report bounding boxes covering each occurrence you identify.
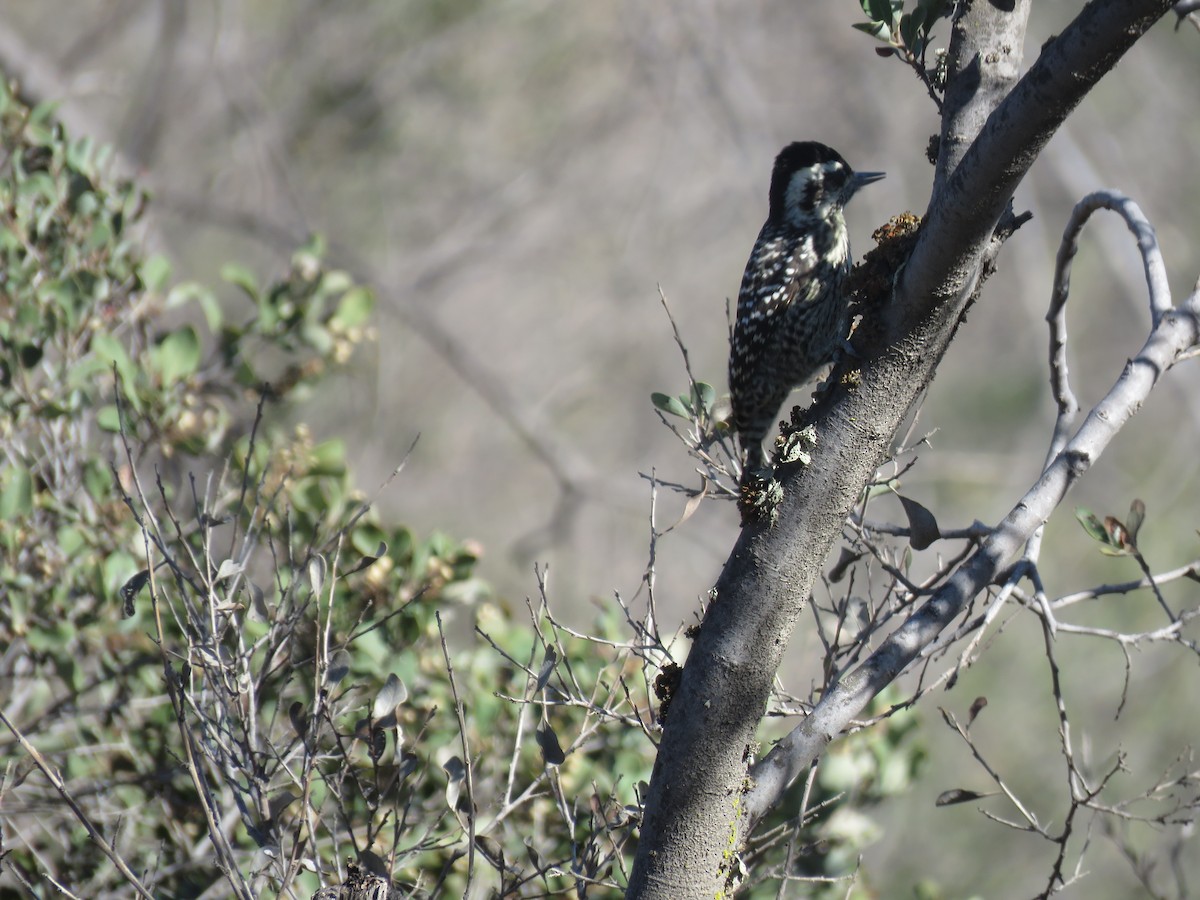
[3,2,1198,895]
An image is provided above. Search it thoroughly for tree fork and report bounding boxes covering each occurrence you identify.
[625,2,1177,898]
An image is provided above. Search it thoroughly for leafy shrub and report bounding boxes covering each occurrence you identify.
[0,79,647,898]
[0,80,917,899]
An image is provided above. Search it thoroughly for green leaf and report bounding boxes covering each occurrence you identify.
[221,263,260,300]
[20,169,56,202]
[442,576,490,604]
[168,281,223,332]
[690,382,716,415]
[310,439,346,475]
[301,322,334,355]
[0,467,34,520]
[90,333,139,391]
[28,98,62,126]
[66,135,95,173]
[73,189,99,217]
[1074,507,1110,545]
[319,269,354,295]
[138,254,173,292]
[900,9,925,47]
[391,526,415,564]
[1104,516,1129,550]
[155,325,201,386]
[38,278,82,330]
[651,392,690,419]
[350,523,388,557]
[233,357,257,388]
[294,233,326,266]
[94,142,114,172]
[852,20,890,39]
[57,526,86,556]
[83,459,113,501]
[344,540,388,577]
[256,289,280,330]
[867,0,896,25]
[819,746,875,792]
[96,405,122,432]
[864,479,899,501]
[331,286,375,329]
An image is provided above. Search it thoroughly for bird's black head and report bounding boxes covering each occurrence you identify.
[767,141,883,226]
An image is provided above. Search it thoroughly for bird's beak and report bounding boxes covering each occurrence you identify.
[852,171,886,192]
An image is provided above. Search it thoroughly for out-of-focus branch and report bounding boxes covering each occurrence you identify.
[0,709,158,900]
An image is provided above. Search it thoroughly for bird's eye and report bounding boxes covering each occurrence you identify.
[825,165,848,191]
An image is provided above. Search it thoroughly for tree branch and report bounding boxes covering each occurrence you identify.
[898,0,1176,328]
[626,2,1177,896]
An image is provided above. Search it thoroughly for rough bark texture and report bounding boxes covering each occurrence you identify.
[625,3,1177,898]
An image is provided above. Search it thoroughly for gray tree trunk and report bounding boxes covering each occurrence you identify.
[625,2,1180,897]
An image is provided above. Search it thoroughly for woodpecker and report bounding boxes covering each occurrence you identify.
[728,142,884,470]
